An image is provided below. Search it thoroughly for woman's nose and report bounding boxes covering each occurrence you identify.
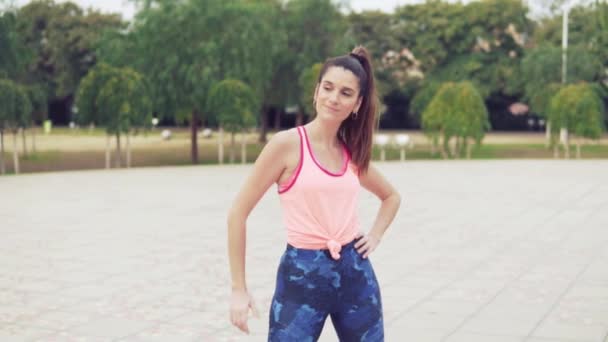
[328,91,339,103]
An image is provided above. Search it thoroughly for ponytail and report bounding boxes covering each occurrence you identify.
[316,45,378,174]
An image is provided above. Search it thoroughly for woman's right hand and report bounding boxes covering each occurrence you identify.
[230,289,259,334]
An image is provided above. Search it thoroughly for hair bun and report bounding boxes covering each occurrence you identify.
[349,52,364,65]
[350,46,371,66]
[351,45,367,56]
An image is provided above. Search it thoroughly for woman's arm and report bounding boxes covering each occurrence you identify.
[355,164,401,258]
[227,130,293,333]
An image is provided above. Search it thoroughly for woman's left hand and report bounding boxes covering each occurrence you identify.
[354,232,381,258]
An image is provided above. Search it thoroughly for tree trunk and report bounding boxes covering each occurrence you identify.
[0,130,5,174]
[31,125,36,154]
[191,109,199,164]
[430,136,438,156]
[115,133,122,168]
[21,127,27,156]
[440,133,449,159]
[563,128,570,159]
[576,138,581,159]
[12,131,19,174]
[295,111,303,127]
[230,132,236,163]
[241,130,247,164]
[126,131,131,168]
[545,121,551,147]
[259,105,269,143]
[445,136,454,159]
[218,125,224,165]
[553,144,559,159]
[466,138,473,160]
[274,108,281,131]
[105,134,111,169]
[454,137,461,159]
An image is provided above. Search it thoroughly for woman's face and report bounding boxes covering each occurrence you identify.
[314,66,362,123]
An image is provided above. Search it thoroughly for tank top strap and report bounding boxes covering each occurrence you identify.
[296,126,311,164]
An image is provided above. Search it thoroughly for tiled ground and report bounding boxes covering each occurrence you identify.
[1,160,607,341]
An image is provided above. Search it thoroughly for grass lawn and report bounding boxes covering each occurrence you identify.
[2,140,607,175]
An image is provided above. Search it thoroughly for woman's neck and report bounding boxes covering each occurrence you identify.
[305,119,342,149]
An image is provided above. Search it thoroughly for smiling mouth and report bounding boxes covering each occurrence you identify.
[324,105,340,112]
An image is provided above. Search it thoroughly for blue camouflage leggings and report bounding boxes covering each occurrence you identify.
[268,238,384,341]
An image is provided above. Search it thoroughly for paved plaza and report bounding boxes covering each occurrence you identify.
[1,160,607,342]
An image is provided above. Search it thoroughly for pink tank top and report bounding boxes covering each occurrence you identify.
[277,126,361,260]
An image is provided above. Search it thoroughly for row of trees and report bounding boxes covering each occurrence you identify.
[420,80,605,159]
[1,0,607,168]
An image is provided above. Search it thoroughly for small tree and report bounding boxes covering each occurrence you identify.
[26,84,48,154]
[0,79,12,174]
[76,63,121,168]
[520,45,603,145]
[76,64,150,168]
[422,81,489,159]
[548,83,606,158]
[207,79,257,164]
[96,69,151,168]
[0,78,31,174]
[411,81,441,153]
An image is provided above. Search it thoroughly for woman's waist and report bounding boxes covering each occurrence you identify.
[286,224,359,248]
[286,226,360,260]
[286,236,359,251]
[284,235,362,261]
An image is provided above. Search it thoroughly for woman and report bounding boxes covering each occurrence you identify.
[227,46,401,341]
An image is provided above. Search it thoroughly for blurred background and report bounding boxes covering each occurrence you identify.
[1,0,607,174]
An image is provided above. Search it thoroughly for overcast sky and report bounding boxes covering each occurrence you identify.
[12,0,550,20]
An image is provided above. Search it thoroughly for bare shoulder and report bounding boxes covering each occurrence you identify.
[266,128,301,184]
[267,128,300,151]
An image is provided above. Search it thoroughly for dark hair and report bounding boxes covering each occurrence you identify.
[317,45,377,175]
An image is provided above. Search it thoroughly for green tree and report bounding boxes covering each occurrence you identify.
[422,81,489,159]
[298,63,323,122]
[0,10,30,79]
[548,82,605,158]
[534,5,599,49]
[76,63,151,168]
[410,81,441,126]
[393,0,531,73]
[214,0,283,141]
[269,0,345,133]
[125,0,279,161]
[111,0,210,164]
[519,44,603,143]
[25,84,47,153]
[592,0,608,69]
[0,78,31,174]
[345,11,402,98]
[207,79,257,164]
[15,0,124,120]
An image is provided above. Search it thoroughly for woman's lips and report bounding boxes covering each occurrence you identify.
[324,105,340,112]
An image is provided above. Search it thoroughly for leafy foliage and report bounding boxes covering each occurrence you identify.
[422,81,490,158]
[75,63,150,134]
[548,82,605,142]
[207,79,257,134]
[298,63,323,118]
[0,78,32,131]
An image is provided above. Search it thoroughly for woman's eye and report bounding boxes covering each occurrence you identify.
[323,87,332,91]
[342,92,352,96]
